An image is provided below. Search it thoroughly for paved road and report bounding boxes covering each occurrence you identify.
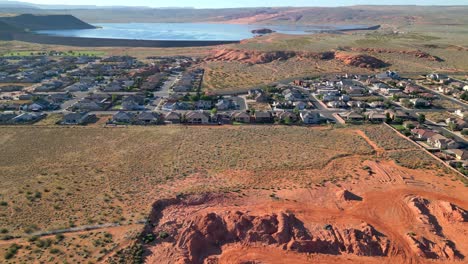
[417,81,468,109]
[154,74,180,98]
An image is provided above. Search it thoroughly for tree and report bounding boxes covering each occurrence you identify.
[210,108,218,115]
[250,108,256,115]
[417,114,426,124]
[448,121,457,131]
[293,107,300,115]
[385,112,392,123]
[460,92,468,101]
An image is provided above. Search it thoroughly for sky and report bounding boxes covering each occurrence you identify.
[20,0,468,8]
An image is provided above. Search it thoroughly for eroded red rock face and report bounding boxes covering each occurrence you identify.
[205,48,388,69]
[405,196,466,260]
[205,49,334,65]
[334,52,388,68]
[174,211,389,263]
[437,201,468,223]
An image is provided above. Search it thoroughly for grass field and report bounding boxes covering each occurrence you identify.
[0,50,106,57]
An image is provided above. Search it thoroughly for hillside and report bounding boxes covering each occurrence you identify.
[0,20,22,32]
[0,5,466,26]
[0,14,96,30]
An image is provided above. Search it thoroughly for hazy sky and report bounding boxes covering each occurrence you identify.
[22,0,468,8]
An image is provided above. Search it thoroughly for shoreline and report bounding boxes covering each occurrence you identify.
[2,33,239,47]
[0,23,379,48]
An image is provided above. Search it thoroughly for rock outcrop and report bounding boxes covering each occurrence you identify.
[405,196,465,260]
[206,48,388,69]
[206,49,335,65]
[407,235,461,260]
[251,28,276,35]
[336,189,363,201]
[437,201,468,223]
[350,48,444,62]
[173,211,390,263]
[334,52,388,68]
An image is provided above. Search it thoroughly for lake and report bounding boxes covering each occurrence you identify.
[36,23,368,41]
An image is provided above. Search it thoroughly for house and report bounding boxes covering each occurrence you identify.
[164,112,181,124]
[438,86,455,95]
[254,111,273,123]
[0,112,17,123]
[72,99,106,111]
[47,93,71,103]
[135,112,160,125]
[446,118,468,131]
[293,101,307,110]
[341,111,364,123]
[112,111,135,123]
[404,85,424,95]
[427,73,450,84]
[212,113,231,124]
[410,98,430,108]
[366,111,387,123]
[122,95,145,111]
[369,101,385,109]
[454,109,467,119]
[231,112,251,123]
[403,121,419,129]
[451,149,468,161]
[327,101,346,108]
[255,93,269,103]
[62,112,95,125]
[385,109,411,120]
[215,99,233,111]
[195,100,213,110]
[185,111,210,124]
[345,86,367,97]
[427,134,459,150]
[376,71,400,80]
[300,111,321,124]
[411,129,437,140]
[277,111,298,123]
[11,112,45,123]
[347,101,368,109]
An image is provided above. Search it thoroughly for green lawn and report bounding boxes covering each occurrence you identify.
[1,50,106,57]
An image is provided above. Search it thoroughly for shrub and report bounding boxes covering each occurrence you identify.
[158,231,169,239]
[4,244,21,259]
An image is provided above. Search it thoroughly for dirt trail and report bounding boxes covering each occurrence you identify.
[355,130,386,155]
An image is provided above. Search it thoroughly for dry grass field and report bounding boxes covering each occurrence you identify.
[0,125,373,236]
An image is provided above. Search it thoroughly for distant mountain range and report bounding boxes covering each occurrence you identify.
[0,0,193,10]
[0,14,95,33]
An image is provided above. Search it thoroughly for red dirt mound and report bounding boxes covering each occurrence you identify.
[336,189,363,201]
[437,201,468,223]
[205,48,334,64]
[350,48,444,62]
[174,211,389,263]
[334,52,388,68]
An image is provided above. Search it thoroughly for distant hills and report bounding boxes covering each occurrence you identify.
[0,4,467,26]
[0,14,95,34]
[0,1,190,10]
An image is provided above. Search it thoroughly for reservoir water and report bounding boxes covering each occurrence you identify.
[36,23,368,41]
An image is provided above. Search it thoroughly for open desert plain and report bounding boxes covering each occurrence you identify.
[0,125,466,264]
[0,2,467,264]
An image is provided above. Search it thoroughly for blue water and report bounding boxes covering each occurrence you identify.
[36,23,366,41]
